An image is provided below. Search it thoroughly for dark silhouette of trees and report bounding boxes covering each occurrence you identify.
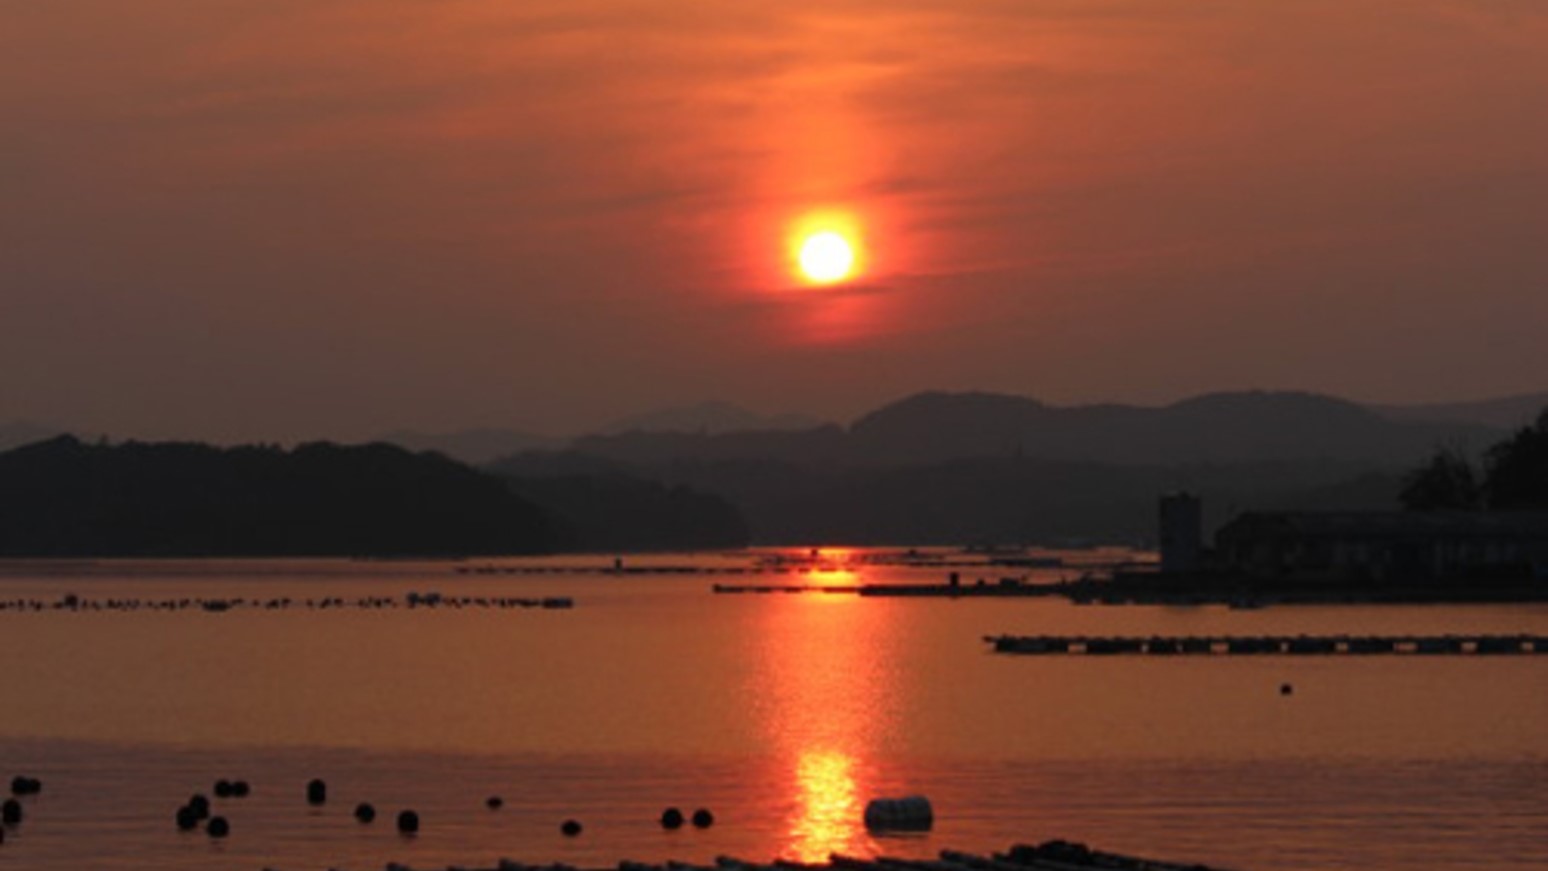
[0,436,557,556]
[1483,409,1548,509]
[1403,408,1548,511]
[1399,446,1482,510]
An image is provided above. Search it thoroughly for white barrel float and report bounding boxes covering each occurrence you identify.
[863,795,933,832]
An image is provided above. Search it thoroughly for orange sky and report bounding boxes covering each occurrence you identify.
[3,1,1547,440]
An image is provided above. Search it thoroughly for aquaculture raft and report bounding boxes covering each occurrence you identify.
[380,841,1238,871]
[985,634,1548,655]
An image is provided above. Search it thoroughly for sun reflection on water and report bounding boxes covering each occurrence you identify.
[790,749,863,862]
[751,574,903,862]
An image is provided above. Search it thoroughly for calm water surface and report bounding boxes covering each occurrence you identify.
[0,551,1545,870]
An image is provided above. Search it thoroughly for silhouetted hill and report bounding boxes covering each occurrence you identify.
[567,425,849,467]
[494,451,1400,545]
[0,421,64,452]
[507,473,749,552]
[1372,391,1548,431]
[849,389,1497,465]
[0,436,557,557]
[379,427,562,464]
[492,389,1460,545]
[602,400,824,436]
[561,390,1499,468]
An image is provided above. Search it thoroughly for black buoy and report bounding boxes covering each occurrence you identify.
[231,780,250,798]
[486,796,503,810]
[214,779,233,798]
[206,816,230,838]
[2,799,22,825]
[660,807,684,830]
[176,806,200,831]
[1280,683,1294,696]
[9,777,40,796]
[691,808,714,829]
[354,802,376,824]
[187,794,211,819]
[397,810,419,834]
[560,819,582,837]
[306,779,327,806]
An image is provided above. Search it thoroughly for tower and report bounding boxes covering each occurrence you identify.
[1159,492,1202,574]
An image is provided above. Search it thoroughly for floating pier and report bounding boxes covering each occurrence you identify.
[986,633,1548,655]
[712,580,1060,597]
[378,842,1237,871]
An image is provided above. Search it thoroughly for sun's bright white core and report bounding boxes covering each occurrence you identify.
[798,232,856,284]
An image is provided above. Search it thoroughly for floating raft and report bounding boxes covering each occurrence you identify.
[713,582,1060,598]
[986,633,1548,655]
[379,842,1238,871]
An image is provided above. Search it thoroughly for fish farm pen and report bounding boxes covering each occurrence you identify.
[985,634,1548,655]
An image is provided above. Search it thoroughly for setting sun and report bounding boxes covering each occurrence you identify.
[787,210,867,287]
[798,232,855,284]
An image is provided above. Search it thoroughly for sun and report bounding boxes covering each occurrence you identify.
[798,231,856,284]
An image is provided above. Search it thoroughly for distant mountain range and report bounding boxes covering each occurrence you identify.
[385,390,1544,465]
[562,390,1505,468]
[4,388,1545,547]
[600,400,825,436]
[492,389,1548,545]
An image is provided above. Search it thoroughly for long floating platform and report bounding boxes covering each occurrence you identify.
[0,592,574,614]
[380,842,1237,871]
[713,582,1060,597]
[986,633,1548,655]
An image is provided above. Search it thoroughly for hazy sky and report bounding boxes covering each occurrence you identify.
[4,1,1546,440]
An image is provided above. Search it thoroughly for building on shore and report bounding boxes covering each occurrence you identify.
[1212,510,1548,582]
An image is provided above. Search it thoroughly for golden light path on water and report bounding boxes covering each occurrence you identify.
[754,548,894,862]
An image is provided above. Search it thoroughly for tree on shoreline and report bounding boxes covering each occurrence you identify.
[1484,409,1548,510]
[1402,408,1548,511]
[1399,445,1481,510]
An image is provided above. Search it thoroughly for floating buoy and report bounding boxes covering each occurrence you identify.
[187,795,211,819]
[397,810,419,834]
[175,806,200,831]
[660,807,684,830]
[231,780,250,798]
[1280,683,1294,696]
[207,816,230,838]
[354,802,376,824]
[306,779,327,806]
[8,777,40,796]
[2,799,22,825]
[214,780,233,798]
[560,819,582,837]
[863,795,933,832]
[486,796,503,810]
[691,808,714,829]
